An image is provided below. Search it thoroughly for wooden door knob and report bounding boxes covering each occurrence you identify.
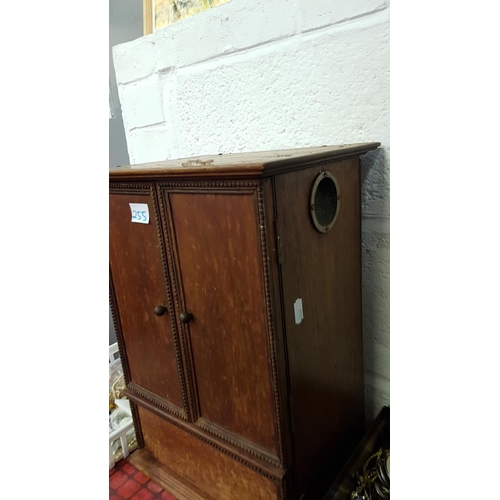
[179,311,193,324]
[154,305,168,317]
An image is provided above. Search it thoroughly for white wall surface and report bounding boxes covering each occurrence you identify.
[113,0,390,422]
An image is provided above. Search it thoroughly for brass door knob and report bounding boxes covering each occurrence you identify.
[179,311,193,324]
[154,305,168,317]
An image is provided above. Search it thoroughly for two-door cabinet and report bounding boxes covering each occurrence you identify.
[109,143,380,500]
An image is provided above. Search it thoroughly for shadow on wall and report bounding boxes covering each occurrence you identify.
[360,147,389,217]
[360,147,390,422]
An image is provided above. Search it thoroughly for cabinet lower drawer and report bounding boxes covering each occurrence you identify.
[136,406,283,500]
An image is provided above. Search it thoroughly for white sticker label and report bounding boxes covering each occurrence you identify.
[129,203,150,224]
[294,298,304,325]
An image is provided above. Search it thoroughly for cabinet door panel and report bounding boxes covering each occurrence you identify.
[109,190,185,412]
[167,190,278,454]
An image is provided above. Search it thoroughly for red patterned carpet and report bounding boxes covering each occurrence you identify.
[109,458,177,500]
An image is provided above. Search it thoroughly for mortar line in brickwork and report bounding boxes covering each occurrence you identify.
[300,4,389,35]
[127,121,167,133]
[114,7,389,81]
[116,72,159,87]
[175,33,298,71]
[174,6,389,71]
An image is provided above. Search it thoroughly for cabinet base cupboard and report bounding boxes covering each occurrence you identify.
[109,143,380,500]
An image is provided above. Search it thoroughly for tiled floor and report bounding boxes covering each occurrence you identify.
[109,458,177,500]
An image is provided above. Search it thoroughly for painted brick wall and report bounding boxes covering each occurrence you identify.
[112,0,390,422]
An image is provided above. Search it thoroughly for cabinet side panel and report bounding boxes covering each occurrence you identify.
[109,191,185,410]
[274,159,365,499]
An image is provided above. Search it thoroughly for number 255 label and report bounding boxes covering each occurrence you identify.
[129,203,150,224]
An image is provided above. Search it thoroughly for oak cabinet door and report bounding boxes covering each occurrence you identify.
[163,186,279,456]
[109,187,187,417]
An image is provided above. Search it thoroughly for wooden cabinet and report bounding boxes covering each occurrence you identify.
[109,143,380,500]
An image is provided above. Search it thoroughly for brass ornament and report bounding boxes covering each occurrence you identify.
[350,447,390,500]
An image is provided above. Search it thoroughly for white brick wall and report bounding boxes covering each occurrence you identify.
[112,0,390,422]
[118,76,164,130]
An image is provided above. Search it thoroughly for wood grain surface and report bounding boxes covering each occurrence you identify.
[109,190,185,413]
[109,143,380,180]
[273,159,365,499]
[138,407,281,500]
[166,189,278,454]
[109,145,379,500]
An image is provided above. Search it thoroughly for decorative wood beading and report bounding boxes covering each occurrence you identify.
[159,180,259,189]
[129,398,145,449]
[257,183,287,465]
[196,418,281,467]
[129,392,285,484]
[156,184,200,422]
[109,273,144,448]
[127,384,186,419]
[150,184,192,421]
[109,182,151,195]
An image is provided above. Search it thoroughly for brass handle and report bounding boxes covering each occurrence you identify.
[154,305,168,317]
[179,311,193,324]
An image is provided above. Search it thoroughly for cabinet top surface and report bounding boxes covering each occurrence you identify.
[109,143,380,180]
